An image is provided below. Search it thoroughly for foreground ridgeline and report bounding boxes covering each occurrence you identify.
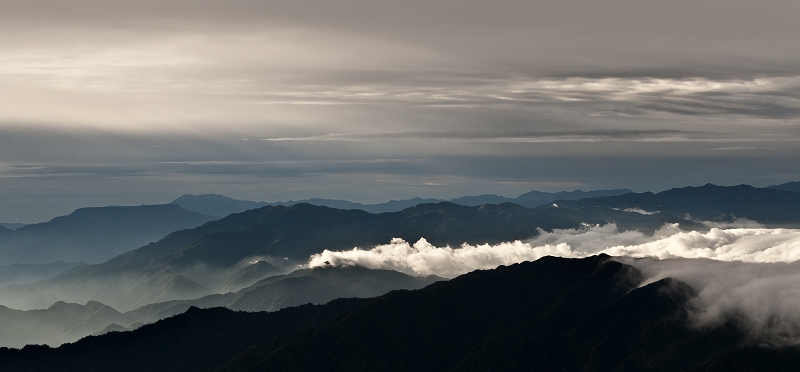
[2,255,799,371]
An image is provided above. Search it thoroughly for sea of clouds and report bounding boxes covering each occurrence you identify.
[307,223,800,345]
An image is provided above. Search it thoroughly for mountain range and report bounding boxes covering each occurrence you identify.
[2,182,800,359]
[768,181,800,193]
[0,265,440,348]
[0,204,215,264]
[0,223,25,231]
[554,183,800,226]
[4,183,797,313]
[3,255,799,371]
[0,201,698,311]
[171,188,634,217]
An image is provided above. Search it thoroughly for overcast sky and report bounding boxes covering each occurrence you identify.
[1,0,799,222]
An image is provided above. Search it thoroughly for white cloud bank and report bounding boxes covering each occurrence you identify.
[306,224,800,344]
[307,224,800,277]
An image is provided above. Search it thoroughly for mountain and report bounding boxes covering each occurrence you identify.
[0,261,86,287]
[0,202,698,311]
[449,189,634,208]
[555,184,800,226]
[767,181,800,193]
[516,188,634,202]
[171,194,446,216]
[0,223,25,231]
[359,197,446,213]
[0,301,132,348]
[3,255,799,371]
[124,266,441,325]
[170,194,268,217]
[171,189,634,217]
[0,266,440,348]
[449,194,517,206]
[0,204,216,264]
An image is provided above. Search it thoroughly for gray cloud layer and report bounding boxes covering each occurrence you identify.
[1,1,800,221]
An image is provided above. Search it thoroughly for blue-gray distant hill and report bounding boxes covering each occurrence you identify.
[172,188,633,217]
[171,194,444,217]
[554,184,800,226]
[451,188,634,207]
[767,181,800,193]
[0,223,26,231]
[0,204,216,265]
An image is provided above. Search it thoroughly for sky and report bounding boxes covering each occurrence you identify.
[1,0,800,222]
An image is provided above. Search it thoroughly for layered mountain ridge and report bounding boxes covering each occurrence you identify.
[554,183,800,225]
[3,255,798,371]
[171,188,635,217]
[0,202,697,311]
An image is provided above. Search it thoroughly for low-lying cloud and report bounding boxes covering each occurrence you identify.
[307,224,800,344]
[307,224,800,277]
[617,257,800,346]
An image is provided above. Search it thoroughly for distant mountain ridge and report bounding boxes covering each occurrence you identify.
[0,204,216,264]
[4,255,800,371]
[767,181,800,193]
[171,188,633,217]
[554,183,800,225]
[0,223,25,231]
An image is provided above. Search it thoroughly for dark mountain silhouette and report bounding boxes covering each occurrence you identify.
[3,255,799,371]
[767,181,800,193]
[554,184,800,226]
[0,204,216,264]
[0,202,698,311]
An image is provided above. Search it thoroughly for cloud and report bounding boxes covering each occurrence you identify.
[619,257,800,346]
[307,224,800,278]
[622,208,659,215]
[307,224,800,344]
[2,1,800,225]
[261,129,706,143]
